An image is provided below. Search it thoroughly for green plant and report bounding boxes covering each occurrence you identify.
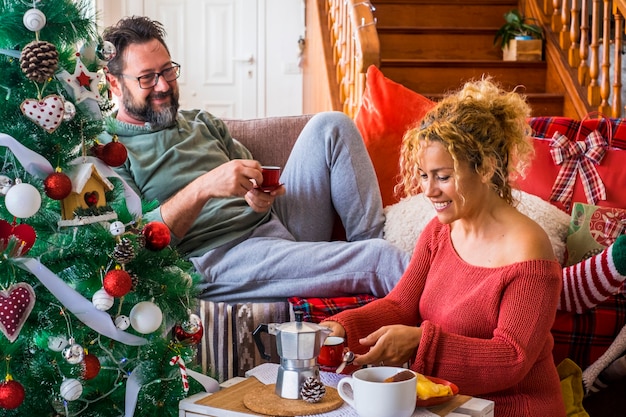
[494,9,543,50]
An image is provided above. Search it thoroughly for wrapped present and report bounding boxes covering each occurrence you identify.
[566,202,626,266]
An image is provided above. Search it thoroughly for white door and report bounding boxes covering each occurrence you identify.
[95,0,303,118]
[144,0,257,118]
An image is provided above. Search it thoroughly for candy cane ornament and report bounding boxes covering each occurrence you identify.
[169,355,189,392]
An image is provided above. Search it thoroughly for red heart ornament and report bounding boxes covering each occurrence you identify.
[84,191,99,207]
[0,283,36,343]
[0,220,36,255]
[20,94,65,133]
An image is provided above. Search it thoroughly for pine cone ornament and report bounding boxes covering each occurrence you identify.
[113,238,135,264]
[300,376,326,403]
[20,40,59,83]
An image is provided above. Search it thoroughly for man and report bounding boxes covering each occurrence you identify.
[100,16,409,302]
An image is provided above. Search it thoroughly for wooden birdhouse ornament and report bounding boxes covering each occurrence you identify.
[58,163,117,226]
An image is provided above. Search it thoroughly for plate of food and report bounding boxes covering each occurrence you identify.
[415,374,458,407]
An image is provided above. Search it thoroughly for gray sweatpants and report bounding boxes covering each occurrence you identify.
[192,112,410,303]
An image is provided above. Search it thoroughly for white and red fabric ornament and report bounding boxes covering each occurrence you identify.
[129,301,163,334]
[0,283,36,343]
[0,220,36,256]
[58,54,103,104]
[169,355,190,392]
[20,94,65,133]
[103,269,132,297]
[142,221,171,251]
[0,379,25,409]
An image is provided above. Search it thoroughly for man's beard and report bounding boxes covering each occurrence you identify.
[121,83,179,129]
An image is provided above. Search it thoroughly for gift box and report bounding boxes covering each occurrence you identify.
[566,202,626,266]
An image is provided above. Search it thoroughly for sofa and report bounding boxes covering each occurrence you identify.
[195,66,626,416]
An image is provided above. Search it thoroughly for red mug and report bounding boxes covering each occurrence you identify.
[318,336,345,371]
[261,166,281,189]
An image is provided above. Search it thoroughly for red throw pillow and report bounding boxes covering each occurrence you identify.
[355,65,435,207]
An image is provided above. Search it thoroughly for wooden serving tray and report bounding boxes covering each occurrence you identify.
[194,376,472,417]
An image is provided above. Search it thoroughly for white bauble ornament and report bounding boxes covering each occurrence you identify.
[97,41,117,62]
[0,175,12,196]
[109,221,125,236]
[114,315,131,330]
[47,335,69,352]
[129,301,163,334]
[63,101,76,121]
[5,180,41,218]
[60,378,83,401]
[23,8,46,32]
[92,288,114,311]
[62,341,85,364]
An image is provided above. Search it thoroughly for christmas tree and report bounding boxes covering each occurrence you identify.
[0,1,210,416]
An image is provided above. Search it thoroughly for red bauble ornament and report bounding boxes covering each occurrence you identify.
[173,314,204,345]
[142,221,171,251]
[101,141,128,166]
[81,353,101,380]
[0,380,25,409]
[44,171,72,200]
[103,269,132,297]
[92,134,128,167]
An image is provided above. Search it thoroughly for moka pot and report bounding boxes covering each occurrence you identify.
[253,311,331,399]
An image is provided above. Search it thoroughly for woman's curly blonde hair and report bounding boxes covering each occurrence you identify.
[396,78,535,205]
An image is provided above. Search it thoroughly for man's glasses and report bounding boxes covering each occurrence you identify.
[118,62,181,89]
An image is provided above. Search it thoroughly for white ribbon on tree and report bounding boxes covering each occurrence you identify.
[0,133,142,217]
[16,257,147,345]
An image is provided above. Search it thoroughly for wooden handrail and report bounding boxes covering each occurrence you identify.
[326,0,379,118]
[540,0,626,117]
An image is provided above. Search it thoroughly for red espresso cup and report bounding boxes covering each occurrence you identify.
[261,166,281,190]
[318,336,345,371]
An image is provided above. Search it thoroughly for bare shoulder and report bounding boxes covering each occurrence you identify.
[505,209,556,262]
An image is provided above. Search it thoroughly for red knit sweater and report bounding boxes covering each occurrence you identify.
[332,220,567,417]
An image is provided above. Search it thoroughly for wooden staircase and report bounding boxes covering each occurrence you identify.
[372,0,565,116]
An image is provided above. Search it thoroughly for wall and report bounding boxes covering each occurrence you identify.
[93,0,304,117]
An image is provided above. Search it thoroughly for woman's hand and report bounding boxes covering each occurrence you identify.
[353,325,422,367]
[319,320,346,339]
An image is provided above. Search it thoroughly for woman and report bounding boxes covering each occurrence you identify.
[321,79,566,417]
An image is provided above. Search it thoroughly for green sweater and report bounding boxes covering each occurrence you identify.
[99,110,270,258]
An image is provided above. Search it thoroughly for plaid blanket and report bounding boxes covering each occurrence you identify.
[288,295,376,323]
[553,287,626,370]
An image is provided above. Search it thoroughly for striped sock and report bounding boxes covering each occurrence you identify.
[559,235,626,313]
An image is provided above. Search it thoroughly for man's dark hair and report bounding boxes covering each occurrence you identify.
[102,15,170,75]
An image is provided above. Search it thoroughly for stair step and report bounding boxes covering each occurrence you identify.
[425,92,565,117]
[380,60,547,94]
[372,0,517,28]
[378,27,502,60]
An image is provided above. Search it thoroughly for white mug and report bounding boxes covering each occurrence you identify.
[337,367,416,417]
